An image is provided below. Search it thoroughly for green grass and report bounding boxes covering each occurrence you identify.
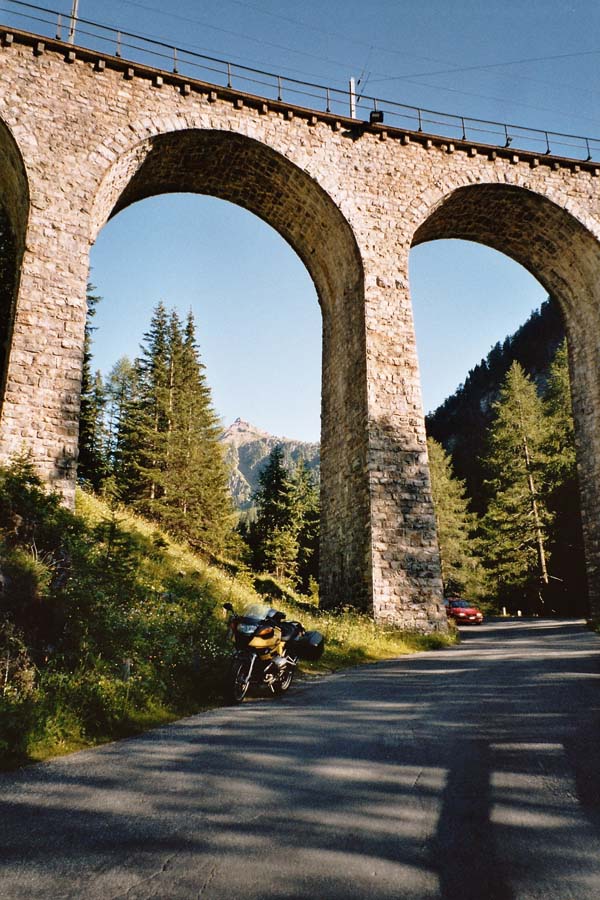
[0,467,457,769]
[282,604,456,672]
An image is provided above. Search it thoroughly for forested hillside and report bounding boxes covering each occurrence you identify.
[426,298,565,508]
[427,299,587,615]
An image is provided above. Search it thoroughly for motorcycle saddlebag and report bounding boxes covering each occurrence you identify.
[289,630,325,661]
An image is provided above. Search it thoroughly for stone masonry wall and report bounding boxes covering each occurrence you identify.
[1,31,600,627]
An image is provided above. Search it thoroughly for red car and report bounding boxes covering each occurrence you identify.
[445,598,484,625]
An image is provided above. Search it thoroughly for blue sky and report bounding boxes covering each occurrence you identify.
[3,0,598,441]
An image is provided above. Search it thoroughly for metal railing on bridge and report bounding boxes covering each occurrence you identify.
[2,0,600,163]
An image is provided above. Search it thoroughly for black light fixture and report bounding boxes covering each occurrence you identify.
[370,109,384,125]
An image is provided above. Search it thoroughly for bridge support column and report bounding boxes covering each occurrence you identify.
[0,218,88,504]
[364,254,446,631]
[319,243,446,632]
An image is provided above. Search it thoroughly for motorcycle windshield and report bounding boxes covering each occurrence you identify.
[241,602,277,621]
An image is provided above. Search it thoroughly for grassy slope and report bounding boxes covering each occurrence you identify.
[0,480,456,769]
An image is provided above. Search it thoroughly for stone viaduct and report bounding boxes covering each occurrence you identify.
[1,28,600,630]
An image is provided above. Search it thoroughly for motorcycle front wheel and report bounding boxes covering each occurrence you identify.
[273,661,295,695]
[226,656,252,704]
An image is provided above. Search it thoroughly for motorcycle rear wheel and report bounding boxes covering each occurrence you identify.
[226,657,252,703]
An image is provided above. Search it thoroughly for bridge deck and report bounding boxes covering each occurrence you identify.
[0,24,598,173]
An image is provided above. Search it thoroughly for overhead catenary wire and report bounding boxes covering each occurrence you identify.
[395,76,600,133]
[68,0,364,81]
[369,48,600,85]
[117,0,600,81]
[79,1,600,134]
[114,0,600,118]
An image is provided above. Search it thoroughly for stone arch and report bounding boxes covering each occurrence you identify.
[90,127,369,611]
[0,116,30,410]
[90,128,362,316]
[411,182,600,324]
[411,182,600,618]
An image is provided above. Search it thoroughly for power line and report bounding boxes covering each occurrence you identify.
[216,0,600,82]
[115,0,455,69]
[4,0,352,84]
[30,0,600,109]
[117,0,600,85]
[107,0,600,111]
[102,0,360,76]
[398,76,600,132]
[369,49,600,84]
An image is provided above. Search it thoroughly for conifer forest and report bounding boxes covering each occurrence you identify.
[77,289,321,592]
[78,288,585,617]
[427,299,586,616]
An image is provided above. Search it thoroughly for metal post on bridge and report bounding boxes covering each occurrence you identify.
[67,0,79,44]
[349,77,356,118]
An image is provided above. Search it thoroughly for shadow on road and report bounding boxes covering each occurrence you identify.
[1,619,600,898]
[434,739,514,900]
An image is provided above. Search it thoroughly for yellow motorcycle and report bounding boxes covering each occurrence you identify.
[223,601,324,703]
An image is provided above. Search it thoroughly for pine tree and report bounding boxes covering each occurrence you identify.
[77,295,234,554]
[543,339,588,613]
[243,448,321,589]
[427,437,485,598]
[249,445,297,579]
[481,361,552,610]
[108,304,233,553]
[263,527,299,582]
[544,339,576,484]
[292,461,320,593]
[104,356,138,492]
[155,310,233,553]
[78,283,108,488]
[137,301,172,504]
[254,446,295,532]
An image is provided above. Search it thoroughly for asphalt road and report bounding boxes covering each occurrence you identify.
[2,619,600,899]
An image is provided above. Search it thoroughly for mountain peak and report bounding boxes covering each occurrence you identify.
[220,418,272,447]
[220,418,321,508]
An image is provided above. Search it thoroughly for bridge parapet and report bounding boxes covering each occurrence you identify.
[1,0,600,165]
